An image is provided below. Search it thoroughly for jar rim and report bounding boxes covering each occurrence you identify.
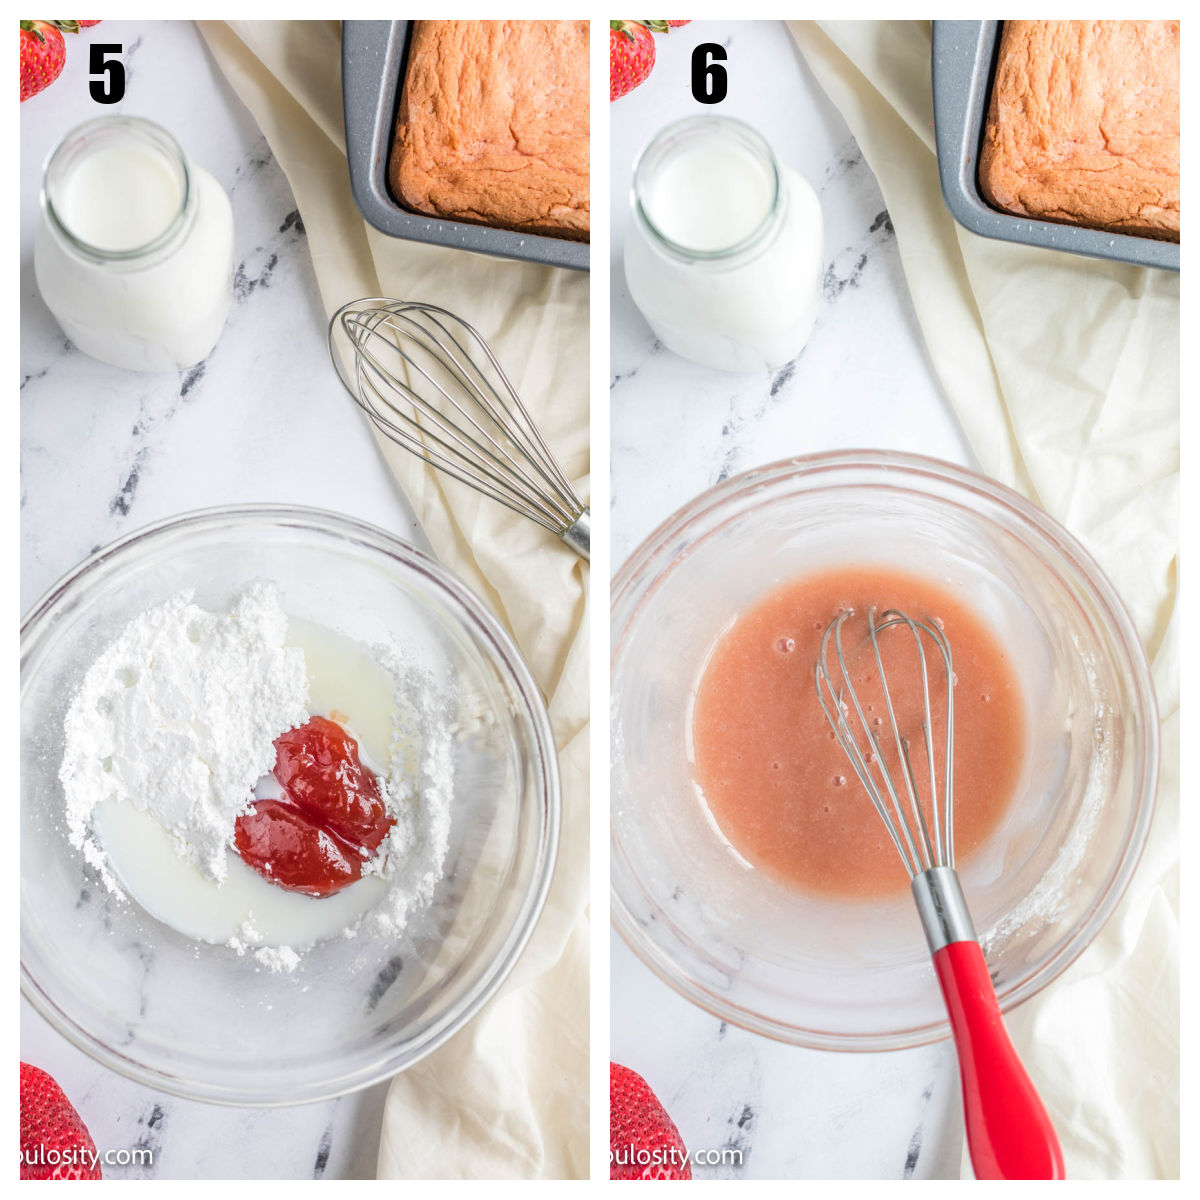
[631,114,783,263]
[41,115,194,264]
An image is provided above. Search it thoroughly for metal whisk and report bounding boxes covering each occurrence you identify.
[816,608,1064,1181]
[329,298,589,560]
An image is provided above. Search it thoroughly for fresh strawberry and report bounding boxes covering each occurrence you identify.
[610,20,664,102]
[666,20,691,26]
[76,21,102,27]
[19,20,66,102]
[20,1063,102,1180]
[610,1063,692,1180]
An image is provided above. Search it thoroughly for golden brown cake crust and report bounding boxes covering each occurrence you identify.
[979,20,1179,242]
[390,20,590,242]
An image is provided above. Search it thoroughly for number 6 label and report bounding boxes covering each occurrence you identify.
[691,43,728,104]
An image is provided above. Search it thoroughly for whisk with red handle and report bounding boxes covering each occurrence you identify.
[816,607,1065,1180]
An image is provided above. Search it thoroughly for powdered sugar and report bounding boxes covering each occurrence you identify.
[355,642,454,939]
[221,918,299,971]
[59,585,454,972]
[60,584,308,883]
[252,944,302,973]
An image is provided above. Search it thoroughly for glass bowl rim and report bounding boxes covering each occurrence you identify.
[610,449,1159,1051]
[21,503,561,1105]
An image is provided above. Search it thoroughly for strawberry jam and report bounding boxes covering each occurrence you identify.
[234,716,394,897]
[272,716,393,852]
[234,799,361,897]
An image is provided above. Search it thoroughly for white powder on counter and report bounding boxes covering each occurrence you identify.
[60,583,309,883]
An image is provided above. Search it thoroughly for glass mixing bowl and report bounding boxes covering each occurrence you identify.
[611,452,1157,1051]
[22,506,559,1104]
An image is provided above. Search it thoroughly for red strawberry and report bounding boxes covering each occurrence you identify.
[666,20,691,26]
[20,1063,102,1180]
[610,1063,692,1180]
[610,20,665,102]
[19,20,66,102]
[76,21,102,27]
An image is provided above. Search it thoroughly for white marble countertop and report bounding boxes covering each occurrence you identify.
[21,20,422,1179]
[610,21,974,1179]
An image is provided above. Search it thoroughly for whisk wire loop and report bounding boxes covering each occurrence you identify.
[383,306,578,515]
[345,314,565,529]
[817,614,921,877]
[345,308,573,525]
[329,299,588,549]
[870,610,941,873]
[815,607,956,879]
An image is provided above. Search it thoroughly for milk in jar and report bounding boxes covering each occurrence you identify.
[34,115,234,373]
[623,116,823,373]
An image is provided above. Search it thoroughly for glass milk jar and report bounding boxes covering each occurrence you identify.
[623,116,823,373]
[34,116,234,373]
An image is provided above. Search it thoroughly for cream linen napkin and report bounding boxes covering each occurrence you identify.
[788,21,1179,1179]
[198,21,589,1179]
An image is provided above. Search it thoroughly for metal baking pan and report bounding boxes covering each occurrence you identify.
[341,20,589,272]
[932,20,1178,272]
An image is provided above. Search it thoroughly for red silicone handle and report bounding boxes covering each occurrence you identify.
[932,939,1065,1180]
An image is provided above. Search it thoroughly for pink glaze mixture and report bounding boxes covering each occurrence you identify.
[690,566,1025,898]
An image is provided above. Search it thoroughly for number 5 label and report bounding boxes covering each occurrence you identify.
[89,43,125,104]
